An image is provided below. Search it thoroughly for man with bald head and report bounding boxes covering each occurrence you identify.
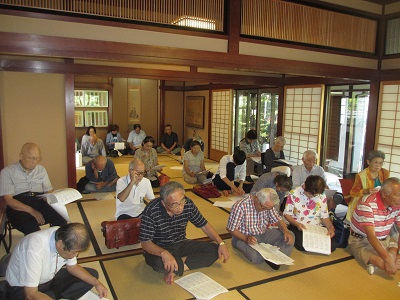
[0,142,67,235]
[116,158,155,220]
[84,155,119,193]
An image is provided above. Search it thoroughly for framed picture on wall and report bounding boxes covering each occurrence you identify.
[186,96,205,128]
[74,111,84,127]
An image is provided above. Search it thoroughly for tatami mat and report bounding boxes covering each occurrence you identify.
[240,259,400,300]
[101,239,354,300]
[80,261,114,300]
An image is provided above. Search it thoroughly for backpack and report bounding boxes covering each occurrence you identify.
[193,183,221,199]
[329,211,350,248]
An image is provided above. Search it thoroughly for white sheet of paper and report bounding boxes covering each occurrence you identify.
[49,203,70,222]
[175,272,228,300]
[249,243,294,265]
[302,224,331,255]
[42,188,82,205]
[114,142,125,150]
[228,195,248,202]
[213,201,235,208]
[151,164,167,171]
[276,158,293,165]
[78,290,109,300]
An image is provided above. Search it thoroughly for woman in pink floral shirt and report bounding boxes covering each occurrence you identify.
[283,175,336,252]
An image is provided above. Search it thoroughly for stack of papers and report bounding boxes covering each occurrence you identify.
[302,224,331,255]
[175,272,228,300]
[93,193,115,201]
[249,243,294,265]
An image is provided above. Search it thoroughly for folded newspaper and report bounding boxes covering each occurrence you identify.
[249,243,294,265]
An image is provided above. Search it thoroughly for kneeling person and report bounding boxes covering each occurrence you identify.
[5,223,108,300]
[116,158,155,220]
[140,182,230,284]
[227,188,294,270]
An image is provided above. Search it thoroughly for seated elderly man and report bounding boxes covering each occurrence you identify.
[263,136,291,176]
[239,129,262,183]
[292,150,341,209]
[0,142,67,235]
[4,223,108,299]
[140,181,230,285]
[116,158,155,220]
[349,177,400,276]
[84,155,119,193]
[292,150,327,188]
[227,188,294,270]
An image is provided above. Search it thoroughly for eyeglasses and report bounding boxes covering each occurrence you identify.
[22,153,42,162]
[135,171,146,176]
[164,197,187,209]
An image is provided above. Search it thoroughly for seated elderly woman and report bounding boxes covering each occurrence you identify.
[134,136,162,188]
[283,175,336,252]
[346,150,390,221]
[182,140,208,184]
[106,124,125,156]
[263,136,291,176]
[251,172,293,212]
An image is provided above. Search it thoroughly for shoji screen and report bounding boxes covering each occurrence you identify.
[283,85,324,164]
[210,90,232,162]
[376,82,400,177]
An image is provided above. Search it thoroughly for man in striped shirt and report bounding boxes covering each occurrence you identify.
[349,177,400,275]
[139,181,230,285]
[227,188,294,270]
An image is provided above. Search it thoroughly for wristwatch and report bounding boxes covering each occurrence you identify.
[219,241,226,246]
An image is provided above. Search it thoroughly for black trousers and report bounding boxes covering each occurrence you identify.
[6,194,67,235]
[143,240,219,276]
[212,162,253,193]
[5,267,98,300]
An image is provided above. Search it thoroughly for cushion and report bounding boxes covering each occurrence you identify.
[339,178,355,197]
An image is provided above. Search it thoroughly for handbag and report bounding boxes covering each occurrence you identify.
[329,211,350,248]
[158,172,170,187]
[193,183,221,198]
[101,218,141,249]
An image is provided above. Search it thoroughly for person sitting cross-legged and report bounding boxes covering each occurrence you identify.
[140,181,230,285]
[4,223,108,300]
[116,158,155,220]
[349,177,400,276]
[227,188,294,270]
[84,155,119,193]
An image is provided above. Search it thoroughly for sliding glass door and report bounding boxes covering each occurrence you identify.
[233,89,278,152]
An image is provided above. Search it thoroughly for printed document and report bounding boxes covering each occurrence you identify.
[175,272,228,300]
[250,243,294,265]
[78,290,109,300]
[40,188,82,205]
[302,224,331,255]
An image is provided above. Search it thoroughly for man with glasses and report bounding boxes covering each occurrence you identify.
[140,181,230,284]
[227,188,294,270]
[0,142,67,235]
[83,155,119,193]
[4,223,108,299]
[116,158,155,220]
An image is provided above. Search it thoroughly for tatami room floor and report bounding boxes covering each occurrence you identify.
[1,154,399,300]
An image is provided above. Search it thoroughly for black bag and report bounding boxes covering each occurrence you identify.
[330,211,350,248]
[76,176,90,193]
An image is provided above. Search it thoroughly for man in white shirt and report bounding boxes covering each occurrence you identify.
[127,124,146,155]
[291,150,327,188]
[5,223,108,299]
[116,158,155,220]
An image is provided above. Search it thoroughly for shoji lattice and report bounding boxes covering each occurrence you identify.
[283,86,324,165]
[210,90,232,160]
[375,83,400,177]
